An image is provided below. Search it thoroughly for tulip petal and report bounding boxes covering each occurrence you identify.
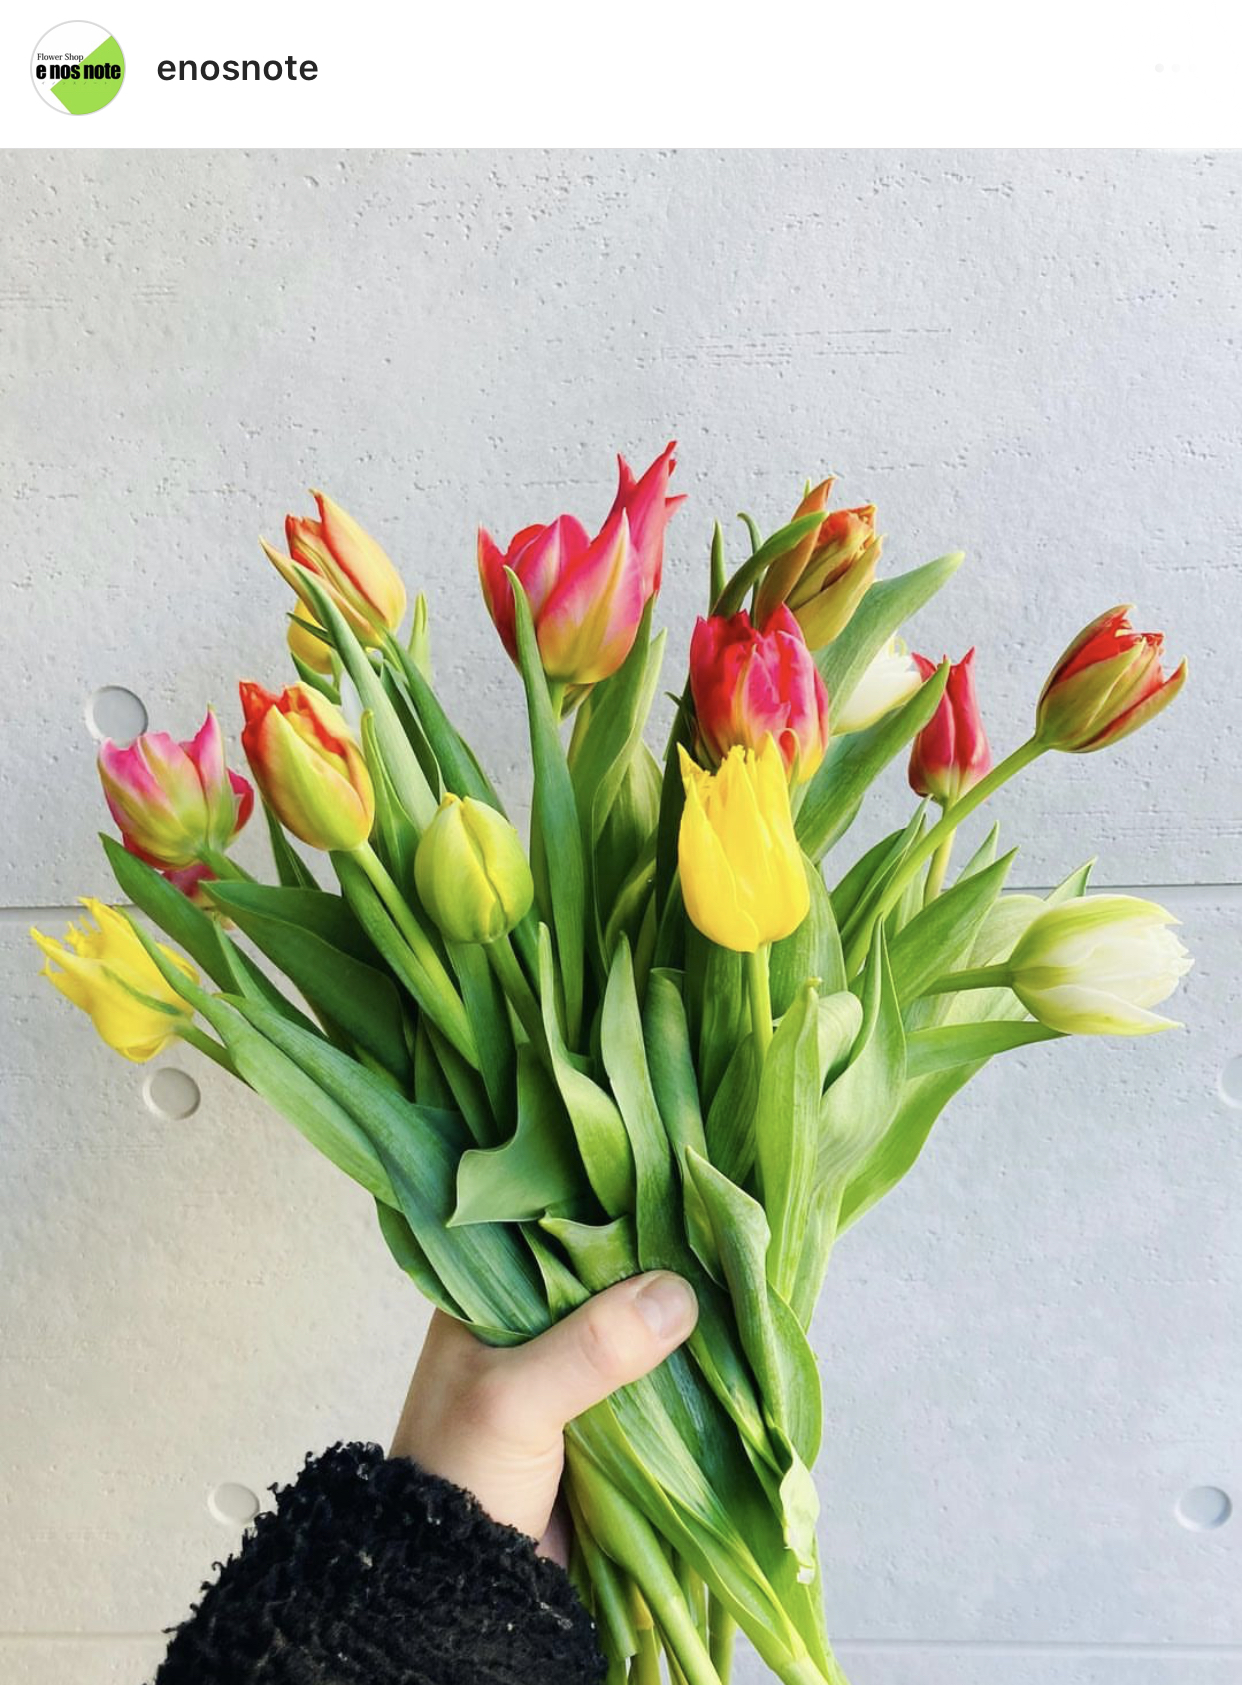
[537,509,647,684]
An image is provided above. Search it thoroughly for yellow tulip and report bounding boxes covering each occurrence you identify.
[678,738,810,953]
[31,899,196,1063]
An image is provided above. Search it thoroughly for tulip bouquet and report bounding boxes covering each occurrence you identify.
[33,451,1192,1685]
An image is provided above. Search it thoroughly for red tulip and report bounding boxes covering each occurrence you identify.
[1035,606,1187,753]
[690,604,831,782]
[478,443,681,686]
[908,648,991,805]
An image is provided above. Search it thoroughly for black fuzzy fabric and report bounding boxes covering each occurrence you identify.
[153,1442,606,1684]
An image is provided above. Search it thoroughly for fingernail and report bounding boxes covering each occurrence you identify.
[634,1272,697,1340]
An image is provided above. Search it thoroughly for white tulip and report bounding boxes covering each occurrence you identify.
[1008,895,1192,1035]
[833,636,923,735]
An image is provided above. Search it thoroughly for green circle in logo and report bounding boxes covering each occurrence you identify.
[32,20,124,115]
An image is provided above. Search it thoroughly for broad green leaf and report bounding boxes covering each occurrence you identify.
[816,550,964,718]
[207,879,414,1087]
[688,934,748,1111]
[887,851,1016,1005]
[955,820,1001,883]
[704,1035,759,1187]
[770,856,845,1014]
[510,575,586,1046]
[797,663,948,860]
[817,991,864,1086]
[654,695,694,912]
[446,939,514,1138]
[361,709,422,890]
[453,1046,587,1224]
[388,636,508,814]
[375,1200,465,1317]
[754,983,822,1306]
[230,994,548,1338]
[905,1019,1063,1078]
[541,1214,640,1288]
[829,807,928,931]
[536,928,634,1215]
[819,928,905,1192]
[838,1061,979,1233]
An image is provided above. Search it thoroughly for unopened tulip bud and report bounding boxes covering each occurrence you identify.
[833,636,923,735]
[690,604,831,782]
[98,708,254,872]
[263,490,406,647]
[756,480,880,648]
[908,649,991,806]
[1035,606,1187,753]
[1008,895,1192,1035]
[414,794,534,945]
[239,681,374,852]
[31,899,196,1063]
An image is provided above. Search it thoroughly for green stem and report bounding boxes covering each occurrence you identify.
[631,1626,662,1685]
[922,828,955,906]
[179,1023,236,1075]
[921,963,1013,997]
[845,737,1045,973]
[708,1597,737,1682]
[746,944,773,1058]
[352,840,479,1067]
[486,932,544,1045]
[547,678,567,724]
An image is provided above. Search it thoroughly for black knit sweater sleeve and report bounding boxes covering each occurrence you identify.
[153,1442,606,1685]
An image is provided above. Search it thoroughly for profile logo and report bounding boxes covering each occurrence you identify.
[32,20,124,114]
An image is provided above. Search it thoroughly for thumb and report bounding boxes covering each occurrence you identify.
[501,1271,698,1434]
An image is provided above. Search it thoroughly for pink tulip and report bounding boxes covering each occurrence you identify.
[99,709,254,871]
[689,605,831,782]
[478,443,681,686]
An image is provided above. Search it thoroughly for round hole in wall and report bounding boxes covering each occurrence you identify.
[1218,1057,1242,1108]
[142,1067,201,1121]
[208,1483,260,1527]
[1176,1486,1232,1531]
[85,686,148,744]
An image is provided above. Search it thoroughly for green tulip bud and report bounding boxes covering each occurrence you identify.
[414,794,533,945]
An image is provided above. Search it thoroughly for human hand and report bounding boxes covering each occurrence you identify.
[390,1272,698,1565]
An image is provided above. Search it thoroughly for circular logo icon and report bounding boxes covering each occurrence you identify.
[31,20,124,114]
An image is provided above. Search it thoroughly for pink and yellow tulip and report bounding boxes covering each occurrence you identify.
[98,708,254,871]
[263,490,406,646]
[239,681,374,852]
[478,443,681,686]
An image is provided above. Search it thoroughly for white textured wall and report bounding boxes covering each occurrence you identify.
[2,150,1239,1684]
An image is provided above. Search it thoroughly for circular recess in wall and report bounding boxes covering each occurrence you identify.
[141,1066,201,1121]
[208,1483,260,1527]
[1217,1056,1242,1108]
[85,685,148,743]
[1176,1486,1233,1531]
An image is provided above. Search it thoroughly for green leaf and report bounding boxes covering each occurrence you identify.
[688,934,748,1111]
[206,880,414,1086]
[230,994,548,1338]
[361,709,423,890]
[797,663,948,860]
[905,1019,1063,1078]
[101,836,314,1031]
[375,1199,465,1317]
[261,800,318,890]
[541,1214,640,1289]
[599,940,681,1272]
[643,970,717,1281]
[704,1035,759,1187]
[654,694,694,913]
[446,940,514,1138]
[819,928,905,1192]
[955,820,1002,883]
[713,512,826,617]
[769,856,845,1014]
[829,809,928,931]
[754,982,822,1305]
[536,928,634,1216]
[294,574,439,832]
[887,850,1016,1006]
[388,635,508,814]
[838,1062,978,1233]
[509,574,586,1046]
[453,1046,588,1224]
[816,550,964,719]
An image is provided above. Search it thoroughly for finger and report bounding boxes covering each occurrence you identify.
[497,1272,698,1436]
